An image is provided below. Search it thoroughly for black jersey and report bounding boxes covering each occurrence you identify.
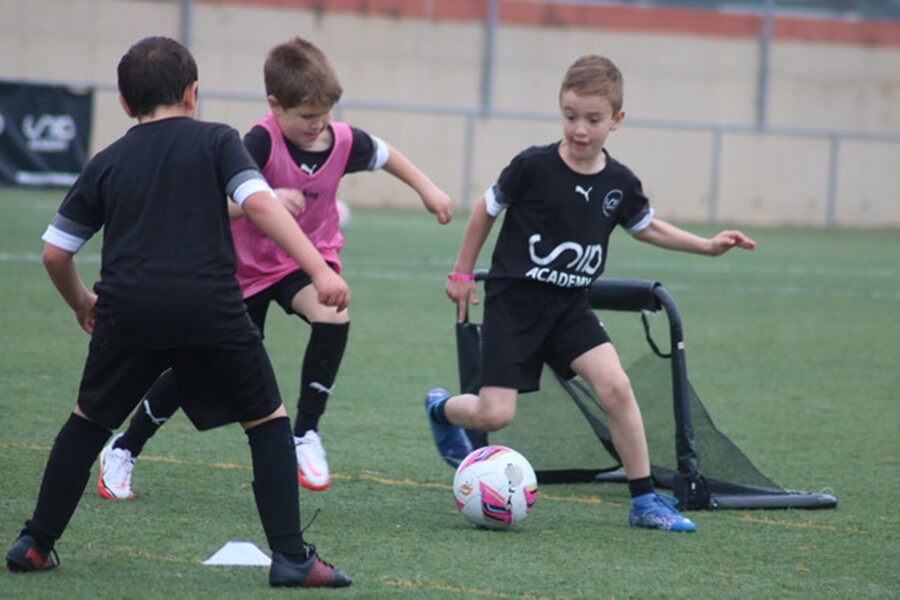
[46,117,260,348]
[243,125,379,175]
[487,143,652,289]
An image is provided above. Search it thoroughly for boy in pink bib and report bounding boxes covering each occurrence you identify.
[100,37,452,496]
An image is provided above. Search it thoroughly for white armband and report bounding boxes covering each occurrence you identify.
[370,135,390,170]
[625,207,654,234]
[484,184,506,217]
[41,225,87,253]
[232,178,275,207]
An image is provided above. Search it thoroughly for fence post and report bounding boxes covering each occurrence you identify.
[708,127,723,224]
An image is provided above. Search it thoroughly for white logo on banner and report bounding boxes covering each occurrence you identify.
[23,114,76,152]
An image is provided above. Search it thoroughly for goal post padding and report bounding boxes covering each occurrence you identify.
[456,274,837,510]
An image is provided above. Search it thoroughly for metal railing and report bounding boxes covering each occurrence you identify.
[3,73,900,225]
[332,98,900,225]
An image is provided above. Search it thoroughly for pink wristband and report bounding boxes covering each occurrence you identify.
[448,272,475,282]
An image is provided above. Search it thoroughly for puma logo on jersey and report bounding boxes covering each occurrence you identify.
[575,185,593,202]
[300,163,317,175]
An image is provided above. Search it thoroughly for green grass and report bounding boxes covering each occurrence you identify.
[1,186,898,598]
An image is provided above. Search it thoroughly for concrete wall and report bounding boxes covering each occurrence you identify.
[2,0,899,227]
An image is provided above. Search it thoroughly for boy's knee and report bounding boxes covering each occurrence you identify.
[241,405,288,430]
[593,372,634,410]
[476,409,515,432]
[470,387,517,432]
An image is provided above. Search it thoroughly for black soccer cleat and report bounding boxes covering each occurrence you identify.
[269,546,351,588]
[6,534,59,573]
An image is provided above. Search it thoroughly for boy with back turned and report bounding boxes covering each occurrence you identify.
[97,36,453,499]
[5,36,351,588]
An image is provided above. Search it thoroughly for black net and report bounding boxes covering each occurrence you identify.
[457,279,837,510]
[486,352,784,494]
[624,353,783,494]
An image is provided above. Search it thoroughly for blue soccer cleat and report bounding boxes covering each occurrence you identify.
[424,387,473,468]
[629,492,697,532]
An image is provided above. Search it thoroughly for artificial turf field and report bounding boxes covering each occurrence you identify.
[1,187,898,598]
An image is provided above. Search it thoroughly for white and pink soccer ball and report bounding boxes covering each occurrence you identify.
[336,199,351,228]
[452,445,538,530]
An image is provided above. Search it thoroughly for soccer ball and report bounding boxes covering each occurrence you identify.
[452,445,538,530]
[336,199,351,228]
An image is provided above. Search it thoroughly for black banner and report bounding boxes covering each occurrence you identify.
[0,81,93,187]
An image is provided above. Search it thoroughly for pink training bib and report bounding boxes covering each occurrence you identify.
[231,116,352,298]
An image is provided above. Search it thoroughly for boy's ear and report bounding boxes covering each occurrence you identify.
[267,95,282,113]
[118,93,136,118]
[182,81,199,111]
[610,109,626,131]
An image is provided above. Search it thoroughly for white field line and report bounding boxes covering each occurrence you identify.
[2,252,899,300]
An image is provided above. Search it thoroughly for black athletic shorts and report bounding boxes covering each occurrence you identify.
[480,279,610,393]
[244,270,314,334]
[76,330,282,431]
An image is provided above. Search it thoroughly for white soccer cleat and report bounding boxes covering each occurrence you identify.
[295,430,331,492]
[97,432,136,500]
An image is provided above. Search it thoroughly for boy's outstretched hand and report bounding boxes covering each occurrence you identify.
[422,186,453,225]
[709,230,756,255]
[446,279,479,323]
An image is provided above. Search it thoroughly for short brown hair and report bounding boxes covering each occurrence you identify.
[264,37,342,108]
[559,55,623,114]
[118,36,197,117]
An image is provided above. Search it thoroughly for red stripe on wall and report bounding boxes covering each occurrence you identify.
[498,3,763,37]
[203,0,900,46]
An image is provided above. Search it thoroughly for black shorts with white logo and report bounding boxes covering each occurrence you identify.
[480,279,610,393]
[75,329,282,431]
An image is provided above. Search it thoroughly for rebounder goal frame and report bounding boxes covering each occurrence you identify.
[458,271,837,511]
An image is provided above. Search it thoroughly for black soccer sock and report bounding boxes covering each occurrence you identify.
[247,417,305,558]
[116,368,180,457]
[22,413,110,550]
[294,322,349,436]
[428,395,452,425]
[628,476,655,499]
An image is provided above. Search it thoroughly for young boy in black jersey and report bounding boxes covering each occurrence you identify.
[5,36,351,587]
[426,54,756,532]
[97,36,452,498]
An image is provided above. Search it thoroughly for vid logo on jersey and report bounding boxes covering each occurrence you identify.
[524,233,603,288]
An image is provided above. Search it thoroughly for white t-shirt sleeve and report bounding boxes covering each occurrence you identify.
[484,183,507,217]
[369,135,390,171]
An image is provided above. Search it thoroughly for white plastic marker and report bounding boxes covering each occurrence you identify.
[203,541,272,566]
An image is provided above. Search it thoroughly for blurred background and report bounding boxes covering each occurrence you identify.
[1,0,898,226]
